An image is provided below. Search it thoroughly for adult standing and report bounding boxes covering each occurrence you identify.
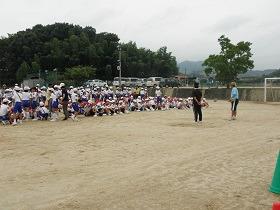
[230,82,239,120]
[61,83,69,120]
[192,82,203,123]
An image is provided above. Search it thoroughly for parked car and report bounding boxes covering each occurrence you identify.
[136,78,147,87]
[146,77,163,87]
[84,79,107,87]
[159,78,181,88]
[124,77,138,87]
[113,77,129,86]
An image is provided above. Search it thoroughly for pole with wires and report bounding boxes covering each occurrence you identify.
[117,45,122,87]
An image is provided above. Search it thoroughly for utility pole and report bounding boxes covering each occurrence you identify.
[117,46,122,87]
[184,67,187,87]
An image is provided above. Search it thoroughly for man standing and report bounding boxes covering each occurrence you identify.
[61,83,69,120]
[192,82,202,123]
[230,82,239,120]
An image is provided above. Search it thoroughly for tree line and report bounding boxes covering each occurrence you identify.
[0,23,178,85]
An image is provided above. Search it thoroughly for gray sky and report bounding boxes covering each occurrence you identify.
[1,0,280,70]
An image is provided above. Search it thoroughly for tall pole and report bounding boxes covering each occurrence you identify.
[264,78,267,102]
[118,46,122,87]
[184,67,187,87]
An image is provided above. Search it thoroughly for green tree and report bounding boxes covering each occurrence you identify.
[0,23,178,84]
[203,35,254,85]
[64,66,96,85]
[16,61,30,82]
[31,61,40,74]
[105,64,112,80]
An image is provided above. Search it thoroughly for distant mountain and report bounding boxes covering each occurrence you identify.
[177,60,204,76]
[239,69,278,78]
[178,60,278,78]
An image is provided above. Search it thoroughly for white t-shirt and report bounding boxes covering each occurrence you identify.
[31,92,38,101]
[13,91,22,102]
[155,90,162,97]
[50,93,57,100]
[4,92,13,99]
[54,90,61,98]
[41,90,47,97]
[71,93,78,103]
[0,104,8,116]
[38,106,49,114]
[22,92,31,101]
[149,100,156,106]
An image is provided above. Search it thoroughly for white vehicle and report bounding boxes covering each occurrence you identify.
[125,77,138,87]
[136,78,147,87]
[146,77,163,87]
[85,79,107,87]
[113,77,129,86]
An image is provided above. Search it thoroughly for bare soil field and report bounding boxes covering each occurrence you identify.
[0,101,280,210]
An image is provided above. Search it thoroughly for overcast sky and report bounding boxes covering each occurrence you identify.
[1,0,279,70]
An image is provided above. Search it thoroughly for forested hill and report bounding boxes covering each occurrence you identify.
[0,23,178,85]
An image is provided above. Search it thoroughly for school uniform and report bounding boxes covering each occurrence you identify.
[13,91,23,113]
[155,90,162,104]
[22,92,31,108]
[51,93,58,109]
[0,104,9,121]
[71,93,80,112]
[140,90,145,99]
[38,106,49,120]
[31,92,39,109]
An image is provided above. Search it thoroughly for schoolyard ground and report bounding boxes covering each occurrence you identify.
[0,101,279,209]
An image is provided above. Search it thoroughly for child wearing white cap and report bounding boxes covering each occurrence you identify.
[140,88,145,99]
[49,88,59,121]
[0,99,9,125]
[70,88,79,121]
[155,86,162,106]
[4,89,13,101]
[22,86,31,119]
[37,102,49,120]
[31,87,39,120]
[12,86,23,125]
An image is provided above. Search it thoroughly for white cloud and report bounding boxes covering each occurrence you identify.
[0,0,279,69]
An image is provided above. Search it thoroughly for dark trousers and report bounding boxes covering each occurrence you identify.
[62,101,69,119]
[193,105,202,122]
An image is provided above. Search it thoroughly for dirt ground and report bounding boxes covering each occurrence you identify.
[0,101,280,210]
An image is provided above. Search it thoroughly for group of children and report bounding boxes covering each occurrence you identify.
[0,83,209,126]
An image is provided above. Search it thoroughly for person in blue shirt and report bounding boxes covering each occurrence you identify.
[230,82,239,120]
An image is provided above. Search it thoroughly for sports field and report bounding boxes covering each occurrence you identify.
[0,101,279,209]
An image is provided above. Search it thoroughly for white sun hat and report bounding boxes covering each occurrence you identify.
[14,86,20,91]
[24,86,30,91]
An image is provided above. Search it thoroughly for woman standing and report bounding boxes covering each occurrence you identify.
[230,82,239,120]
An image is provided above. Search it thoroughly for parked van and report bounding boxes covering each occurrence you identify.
[125,77,138,87]
[84,79,107,87]
[113,77,129,86]
[146,77,163,87]
[136,78,147,87]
